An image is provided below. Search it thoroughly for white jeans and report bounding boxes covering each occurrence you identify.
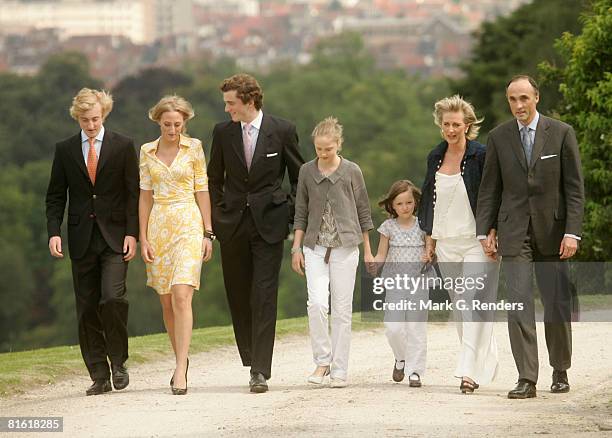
[436,236,499,384]
[304,245,359,380]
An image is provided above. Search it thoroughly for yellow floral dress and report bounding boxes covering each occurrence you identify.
[139,135,208,295]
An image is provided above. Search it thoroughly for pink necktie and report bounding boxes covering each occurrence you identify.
[243,123,253,169]
[87,137,97,184]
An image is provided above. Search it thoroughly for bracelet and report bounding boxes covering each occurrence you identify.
[290,247,302,255]
[204,230,216,241]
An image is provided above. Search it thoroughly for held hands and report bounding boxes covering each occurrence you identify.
[140,239,155,263]
[49,236,63,258]
[480,229,498,261]
[291,250,305,276]
[123,236,137,261]
[366,253,384,276]
[202,238,213,262]
[422,244,435,263]
[559,236,579,259]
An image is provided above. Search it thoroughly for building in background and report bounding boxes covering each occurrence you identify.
[0,0,528,83]
[0,0,194,44]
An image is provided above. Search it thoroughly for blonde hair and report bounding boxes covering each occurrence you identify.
[311,116,344,149]
[433,95,483,140]
[148,95,195,132]
[69,88,113,120]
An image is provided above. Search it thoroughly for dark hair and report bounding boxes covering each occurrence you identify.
[507,74,539,95]
[378,180,421,218]
[220,73,264,110]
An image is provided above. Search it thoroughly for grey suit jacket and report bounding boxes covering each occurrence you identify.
[476,115,584,256]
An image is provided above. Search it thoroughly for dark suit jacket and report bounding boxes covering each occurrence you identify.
[208,113,304,244]
[46,130,139,259]
[476,115,584,256]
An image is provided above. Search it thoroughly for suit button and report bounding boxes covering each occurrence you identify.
[89,213,96,219]
[92,195,97,199]
[244,178,248,183]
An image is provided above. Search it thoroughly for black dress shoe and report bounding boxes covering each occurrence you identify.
[111,364,129,390]
[249,372,268,393]
[508,379,537,399]
[551,370,570,393]
[86,379,112,396]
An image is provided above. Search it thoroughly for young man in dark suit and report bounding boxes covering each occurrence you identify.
[476,75,584,399]
[46,88,139,396]
[208,74,304,393]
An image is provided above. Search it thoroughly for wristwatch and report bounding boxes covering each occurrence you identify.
[204,230,216,241]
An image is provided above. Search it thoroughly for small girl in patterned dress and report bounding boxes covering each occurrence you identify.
[374,180,433,387]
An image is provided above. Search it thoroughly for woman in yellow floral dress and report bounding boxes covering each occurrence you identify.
[138,95,213,395]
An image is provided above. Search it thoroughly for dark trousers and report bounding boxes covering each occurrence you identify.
[71,224,129,380]
[502,226,573,384]
[219,210,284,380]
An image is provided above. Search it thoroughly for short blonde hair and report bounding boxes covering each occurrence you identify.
[311,116,344,149]
[148,95,195,130]
[69,88,113,120]
[433,95,483,140]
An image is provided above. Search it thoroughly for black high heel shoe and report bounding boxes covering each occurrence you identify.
[170,358,189,395]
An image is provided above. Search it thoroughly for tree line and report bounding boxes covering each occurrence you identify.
[0,0,608,352]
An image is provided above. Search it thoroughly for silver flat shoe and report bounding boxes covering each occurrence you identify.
[307,366,330,384]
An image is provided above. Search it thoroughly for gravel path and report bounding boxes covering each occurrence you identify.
[1,321,611,437]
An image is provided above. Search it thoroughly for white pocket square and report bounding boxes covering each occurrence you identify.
[266,152,279,157]
[541,154,558,160]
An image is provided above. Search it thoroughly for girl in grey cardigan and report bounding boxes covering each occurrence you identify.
[291,117,374,388]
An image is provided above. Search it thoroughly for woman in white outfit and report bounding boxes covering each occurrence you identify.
[291,117,374,388]
[417,95,499,393]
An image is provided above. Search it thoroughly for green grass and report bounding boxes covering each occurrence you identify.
[1,294,610,398]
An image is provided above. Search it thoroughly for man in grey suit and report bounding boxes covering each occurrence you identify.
[476,75,584,399]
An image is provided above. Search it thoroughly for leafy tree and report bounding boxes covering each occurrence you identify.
[540,0,611,261]
[453,0,585,132]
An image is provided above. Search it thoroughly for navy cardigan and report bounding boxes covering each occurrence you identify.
[417,140,487,236]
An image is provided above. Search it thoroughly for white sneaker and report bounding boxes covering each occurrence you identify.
[330,378,348,388]
[307,366,330,384]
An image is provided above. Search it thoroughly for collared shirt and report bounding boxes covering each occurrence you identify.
[139,134,209,204]
[517,111,539,146]
[240,110,263,149]
[80,125,105,163]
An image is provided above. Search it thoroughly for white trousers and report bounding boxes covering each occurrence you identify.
[384,317,428,376]
[304,245,359,380]
[436,237,499,384]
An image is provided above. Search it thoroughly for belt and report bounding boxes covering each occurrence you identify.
[324,247,332,264]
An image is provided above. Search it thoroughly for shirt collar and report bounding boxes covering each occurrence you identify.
[312,157,347,184]
[142,134,193,157]
[241,110,263,131]
[81,125,105,144]
[517,111,539,131]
